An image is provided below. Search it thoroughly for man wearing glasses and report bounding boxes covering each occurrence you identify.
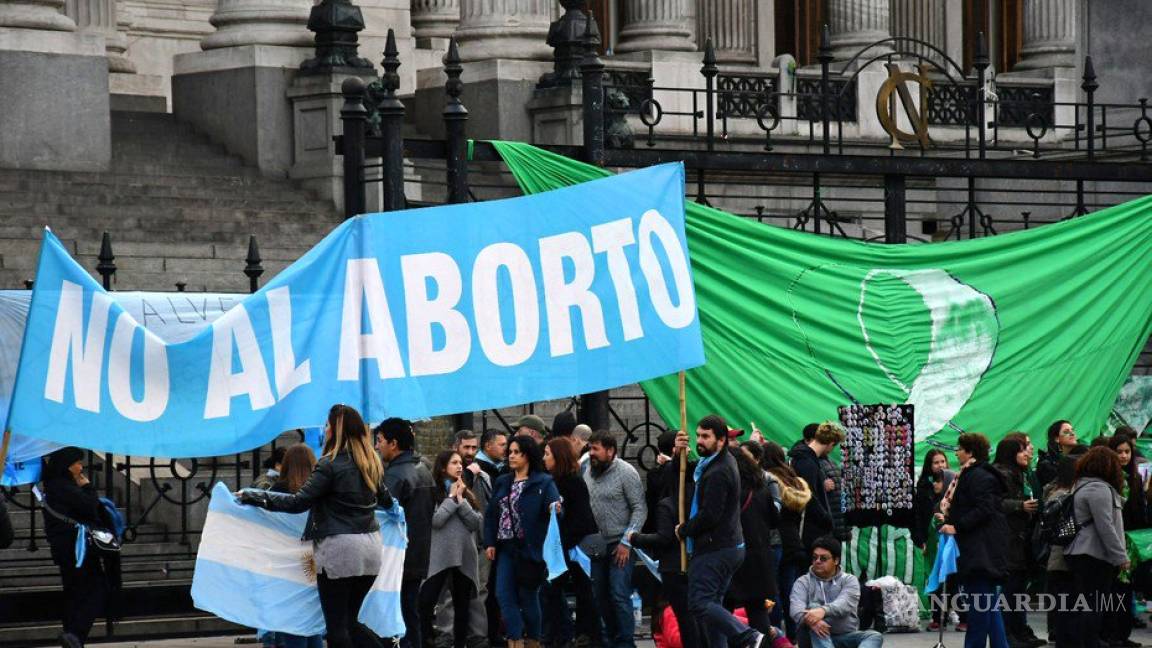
[790,536,883,648]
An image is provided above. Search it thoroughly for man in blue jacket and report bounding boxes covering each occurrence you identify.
[676,414,766,648]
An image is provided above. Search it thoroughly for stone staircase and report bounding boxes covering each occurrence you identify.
[0,110,342,292]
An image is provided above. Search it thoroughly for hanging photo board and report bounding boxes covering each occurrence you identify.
[838,403,915,528]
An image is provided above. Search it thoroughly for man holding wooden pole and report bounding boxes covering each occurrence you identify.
[675,414,768,648]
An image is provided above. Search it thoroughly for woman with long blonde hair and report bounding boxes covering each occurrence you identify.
[239,404,393,648]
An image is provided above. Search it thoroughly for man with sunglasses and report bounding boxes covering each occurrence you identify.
[790,536,883,648]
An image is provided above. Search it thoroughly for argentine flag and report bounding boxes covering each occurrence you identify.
[192,482,407,638]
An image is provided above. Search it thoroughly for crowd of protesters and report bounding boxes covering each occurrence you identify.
[35,404,1152,648]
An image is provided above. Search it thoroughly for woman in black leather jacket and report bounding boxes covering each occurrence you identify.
[239,405,394,648]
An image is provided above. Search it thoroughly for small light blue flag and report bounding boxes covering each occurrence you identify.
[925,533,958,593]
[634,546,662,582]
[544,506,568,582]
[568,546,592,578]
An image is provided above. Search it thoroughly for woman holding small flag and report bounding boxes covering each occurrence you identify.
[541,438,601,648]
[238,404,393,648]
[484,435,560,648]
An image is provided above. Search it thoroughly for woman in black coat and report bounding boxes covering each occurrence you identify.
[542,439,602,648]
[992,435,1042,648]
[726,444,779,636]
[761,441,809,641]
[42,446,116,648]
[940,433,1010,648]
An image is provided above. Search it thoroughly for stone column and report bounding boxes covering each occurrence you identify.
[1013,0,1076,71]
[455,0,553,62]
[0,0,110,171]
[826,0,892,62]
[616,0,695,53]
[106,0,134,72]
[695,0,754,63]
[201,0,312,50]
[64,0,135,72]
[890,0,944,66]
[0,0,76,31]
[411,0,458,43]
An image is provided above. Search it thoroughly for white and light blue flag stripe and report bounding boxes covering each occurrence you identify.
[192,482,407,638]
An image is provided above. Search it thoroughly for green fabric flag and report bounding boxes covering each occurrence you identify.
[490,141,1152,453]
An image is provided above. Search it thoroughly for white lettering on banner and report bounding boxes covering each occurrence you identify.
[338,258,406,381]
[267,287,312,398]
[44,281,112,413]
[638,209,696,329]
[107,315,170,422]
[591,218,644,341]
[204,305,276,419]
[472,243,540,367]
[539,232,610,357]
[401,252,471,376]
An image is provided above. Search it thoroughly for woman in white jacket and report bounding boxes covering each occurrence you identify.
[420,449,483,648]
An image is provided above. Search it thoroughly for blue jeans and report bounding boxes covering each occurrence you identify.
[773,552,800,640]
[495,541,544,640]
[687,546,755,648]
[963,578,1009,648]
[802,628,883,648]
[591,542,636,648]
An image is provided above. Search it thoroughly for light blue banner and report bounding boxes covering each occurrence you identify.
[9,163,700,457]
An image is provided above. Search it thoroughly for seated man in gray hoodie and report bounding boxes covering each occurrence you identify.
[790,536,882,648]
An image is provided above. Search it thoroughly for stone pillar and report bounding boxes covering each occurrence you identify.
[890,0,944,65]
[173,0,314,175]
[695,0,755,63]
[826,0,892,62]
[0,0,110,171]
[63,0,135,71]
[455,0,552,62]
[201,0,312,50]
[1013,0,1076,71]
[616,0,695,54]
[0,0,76,31]
[411,0,458,44]
[106,0,134,72]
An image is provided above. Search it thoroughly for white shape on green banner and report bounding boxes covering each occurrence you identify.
[858,269,1000,442]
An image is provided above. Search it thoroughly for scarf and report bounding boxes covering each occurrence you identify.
[687,453,718,555]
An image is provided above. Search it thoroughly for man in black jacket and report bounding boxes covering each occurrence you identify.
[789,422,844,548]
[376,418,437,648]
[676,415,765,648]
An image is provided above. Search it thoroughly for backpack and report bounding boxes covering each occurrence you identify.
[1042,486,1091,547]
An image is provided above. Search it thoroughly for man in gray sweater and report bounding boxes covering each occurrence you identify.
[584,431,647,648]
[790,536,883,648]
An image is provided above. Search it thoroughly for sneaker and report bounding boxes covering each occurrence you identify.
[928,621,942,632]
[956,623,968,632]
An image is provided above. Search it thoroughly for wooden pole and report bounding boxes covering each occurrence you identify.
[0,429,11,479]
[678,370,688,572]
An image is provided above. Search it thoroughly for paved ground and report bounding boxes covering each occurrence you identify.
[97,620,1152,648]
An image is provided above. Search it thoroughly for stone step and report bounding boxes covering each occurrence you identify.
[0,190,334,213]
[0,169,294,191]
[0,557,196,587]
[0,540,197,564]
[0,612,244,646]
[6,179,322,203]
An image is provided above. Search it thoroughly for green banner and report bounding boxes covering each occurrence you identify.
[491,141,1152,454]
